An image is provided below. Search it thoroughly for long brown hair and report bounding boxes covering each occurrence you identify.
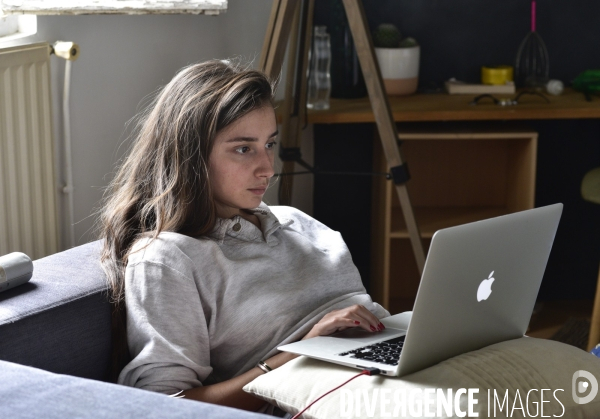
[98,59,276,380]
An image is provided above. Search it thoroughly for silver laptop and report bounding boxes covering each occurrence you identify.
[278,204,563,377]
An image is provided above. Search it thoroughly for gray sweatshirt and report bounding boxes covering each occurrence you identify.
[118,203,389,394]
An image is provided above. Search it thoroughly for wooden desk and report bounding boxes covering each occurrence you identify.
[281,88,598,312]
[302,88,600,124]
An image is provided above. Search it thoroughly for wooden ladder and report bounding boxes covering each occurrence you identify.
[259,0,426,278]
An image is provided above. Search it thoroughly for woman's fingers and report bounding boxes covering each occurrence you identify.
[344,304,385,332]
[325,305,384,334]
[322,316,361,335]
[302,304,386,340]
[341,312,377,333]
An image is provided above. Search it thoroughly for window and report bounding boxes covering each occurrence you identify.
[0,14,17,37]
[0,14,36,41]
[0,0,227,15]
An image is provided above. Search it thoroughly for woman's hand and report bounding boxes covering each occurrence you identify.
[181,351,298,411]
[302,304,385,340]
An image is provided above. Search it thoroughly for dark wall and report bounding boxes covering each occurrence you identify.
[312,1,600,301]
[317,0,600,86]
[532,119,600,299]
[313,124,376,292]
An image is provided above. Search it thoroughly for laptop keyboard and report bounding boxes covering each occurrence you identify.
[337,335,405,366]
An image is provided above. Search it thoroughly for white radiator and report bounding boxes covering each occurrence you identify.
[0,42,59,260]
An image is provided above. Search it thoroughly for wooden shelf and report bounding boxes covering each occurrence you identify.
[390,206,509,238]
[292,88,600,124]
[371,127,538,311]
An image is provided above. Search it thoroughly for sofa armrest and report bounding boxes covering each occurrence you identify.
[0,360,271,419]
[0,241,111,380]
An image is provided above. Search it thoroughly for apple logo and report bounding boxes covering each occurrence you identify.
[477,271,495,302]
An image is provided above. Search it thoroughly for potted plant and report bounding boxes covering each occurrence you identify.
[372,23,420,96]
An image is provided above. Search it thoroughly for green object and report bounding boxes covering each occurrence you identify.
[572,70,600,93]
[399,37,419,48]
[582,167,600,205]
[372,23,402,48]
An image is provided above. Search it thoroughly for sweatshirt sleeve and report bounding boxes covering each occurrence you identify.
[118,260,212,394]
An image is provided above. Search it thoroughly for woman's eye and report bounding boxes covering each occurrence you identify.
[266,141,277,149]
[235,146,251,154]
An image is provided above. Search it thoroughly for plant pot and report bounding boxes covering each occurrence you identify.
[375,46,420,96]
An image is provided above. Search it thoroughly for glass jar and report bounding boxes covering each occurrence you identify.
[307,26,332,110]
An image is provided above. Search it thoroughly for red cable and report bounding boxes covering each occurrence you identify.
[290,370,371,419]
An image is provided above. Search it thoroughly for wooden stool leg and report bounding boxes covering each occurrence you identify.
[278,0,314,205]
[261,0,426,274]
[277,0,302,205]
[587,264,600,351]
[260,0,299,78]
[260,0,313,206]
[342,0,425,273]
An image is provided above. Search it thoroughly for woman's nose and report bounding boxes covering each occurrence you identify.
[256,150,275,179]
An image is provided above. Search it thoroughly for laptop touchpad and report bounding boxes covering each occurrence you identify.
[330,327,406,343]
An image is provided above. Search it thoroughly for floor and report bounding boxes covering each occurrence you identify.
[526,299,594,341]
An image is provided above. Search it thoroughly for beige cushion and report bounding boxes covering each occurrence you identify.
[244,337,600,418]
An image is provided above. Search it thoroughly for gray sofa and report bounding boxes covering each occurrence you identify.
[0,241,269,418]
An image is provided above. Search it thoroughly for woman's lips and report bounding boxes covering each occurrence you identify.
[248,188,267,195]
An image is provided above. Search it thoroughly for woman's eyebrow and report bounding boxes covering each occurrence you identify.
[226,137,258,143]
[225,130,279,143]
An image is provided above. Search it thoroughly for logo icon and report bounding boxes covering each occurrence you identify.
[477,271,495,302]
[572,370,598,404]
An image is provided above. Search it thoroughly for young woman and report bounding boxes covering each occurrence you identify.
[99,59,388,412]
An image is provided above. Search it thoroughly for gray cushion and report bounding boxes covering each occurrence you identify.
[0,360,270,419]
[0,241,111,380]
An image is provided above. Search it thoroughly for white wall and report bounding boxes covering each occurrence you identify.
[10,0,313,250]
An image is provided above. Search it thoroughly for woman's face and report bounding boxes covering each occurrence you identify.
[208,105,278,219]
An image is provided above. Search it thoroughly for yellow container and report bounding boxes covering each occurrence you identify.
[481,65,514,85]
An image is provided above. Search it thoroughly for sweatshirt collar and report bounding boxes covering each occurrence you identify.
[208,202,293,245]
